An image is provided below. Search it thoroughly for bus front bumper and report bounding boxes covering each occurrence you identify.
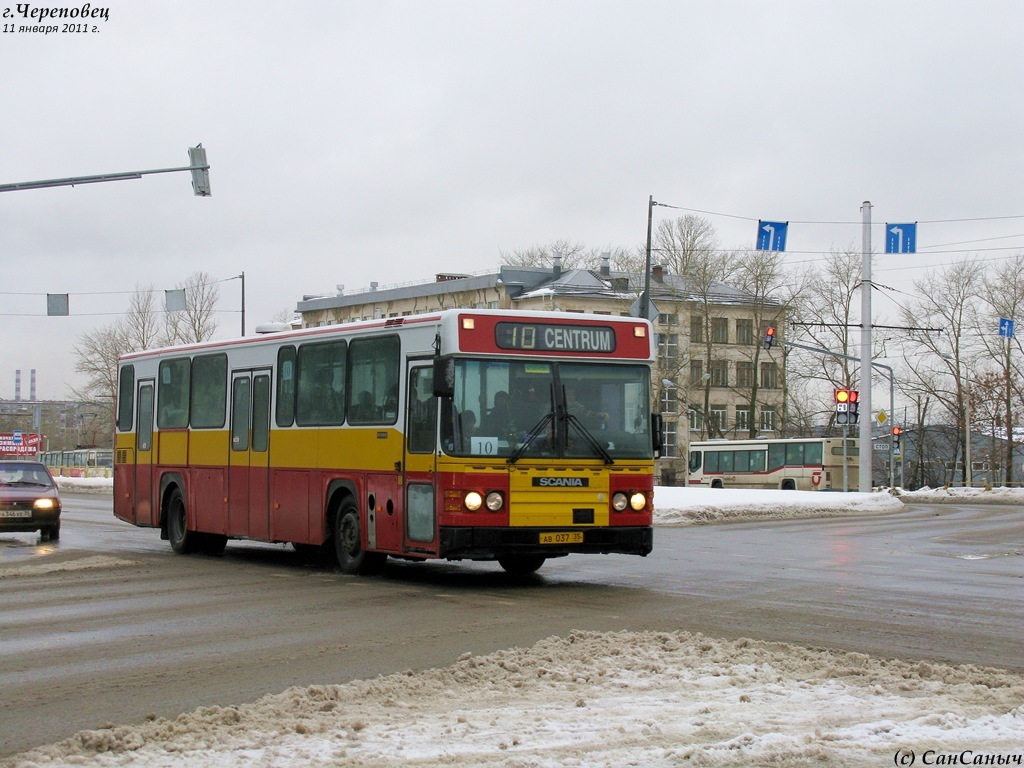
[439,526,653,560]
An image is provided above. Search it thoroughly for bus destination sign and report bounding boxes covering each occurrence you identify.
[495,322,616,353]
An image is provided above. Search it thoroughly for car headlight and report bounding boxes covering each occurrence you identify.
[34,498,56,510]
[485,491,504,512]
[464,491,483,511]
[612,492,628,512]
[629,492,647,511]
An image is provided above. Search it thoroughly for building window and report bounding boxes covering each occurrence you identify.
[709,405,728,434]
[689,359,704,386]
[657,312,675,325]
[711,318,729,344]
[735,406,751,433]
[657,333,678,366]
[661,420,678,458]
[710,360,728,387]
[690,315,703,343]
[660,387,678,413]
[736,318,754,345]
[688,409,703,432]
[760,406,777,432]
[760,362,779,389]
[736,361,754,388]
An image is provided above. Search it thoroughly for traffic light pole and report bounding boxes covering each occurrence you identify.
[783,339,897,489]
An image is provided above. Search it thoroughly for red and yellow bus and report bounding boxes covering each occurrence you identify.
[113,310,657,574]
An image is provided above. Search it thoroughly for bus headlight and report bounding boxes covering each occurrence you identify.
[629,492,647,511]
[485,491,505,512]
[612,492,628,512]
[464,491,483,511]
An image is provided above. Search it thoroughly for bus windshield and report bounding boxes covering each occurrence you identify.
[440,359,652,461]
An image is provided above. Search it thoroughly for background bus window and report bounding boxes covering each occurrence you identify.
[158,358,190,428]
[137,385,154,451]
[252,375,271,452]
[231,377,251,451]
[768,443,786,470]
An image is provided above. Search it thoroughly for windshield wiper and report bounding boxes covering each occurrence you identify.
[564,414,614,465]
[506,412,554,465]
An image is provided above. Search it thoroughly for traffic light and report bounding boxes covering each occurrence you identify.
[892,425,902,452]
[835,389,860,425]
[188,144,211,197]
[763,326,776,350]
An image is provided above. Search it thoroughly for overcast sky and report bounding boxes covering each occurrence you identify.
[2,0,1022,401]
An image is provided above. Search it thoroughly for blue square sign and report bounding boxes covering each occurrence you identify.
[886,223,917,254]
[757,221,788,252]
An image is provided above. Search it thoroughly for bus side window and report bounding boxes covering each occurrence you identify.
[785,443,805,466]
[117,365,135,431]
[750,450,767,472]
[276,346,296,427]
[158,358,191,429]
[705,451,720,473]
[768,444,785,470]
[191,354,227,429]
[804,442,823,465]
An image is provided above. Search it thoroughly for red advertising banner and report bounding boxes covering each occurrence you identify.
[0,432,43,456]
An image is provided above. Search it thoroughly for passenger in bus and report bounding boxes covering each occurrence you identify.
[565,386,608,430]
[460,409,478,449]
[350,390,378,422]
[482,390,513,435]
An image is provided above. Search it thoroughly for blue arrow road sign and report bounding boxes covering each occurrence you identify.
[757,221,788,252]
[885,223,917,253]
[999,318,1015,338]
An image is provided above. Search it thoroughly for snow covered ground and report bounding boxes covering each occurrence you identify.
[13,479,1019,767]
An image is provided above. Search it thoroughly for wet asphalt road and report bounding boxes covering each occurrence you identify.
[1,493,1021,757]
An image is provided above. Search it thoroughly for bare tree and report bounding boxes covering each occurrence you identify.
[898,258,985,485]
[72,274,222,428]
[165,271,220,344]
[978,252,1024,483]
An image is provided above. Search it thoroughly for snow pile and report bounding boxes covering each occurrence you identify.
[6,630,1022,768]
[895,486,1024,505]
[0,553,138,578]
[53,476,114,495]
[653,486,904,526]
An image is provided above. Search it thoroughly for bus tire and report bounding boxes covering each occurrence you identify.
[167,487,197,554]
[711,480,724,489]
[781,479,796,491]
[498,555,546,575]
[333,503,386,575]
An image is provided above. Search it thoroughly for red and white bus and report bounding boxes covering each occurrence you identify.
[687,437,859,491]
[113,310,657,574]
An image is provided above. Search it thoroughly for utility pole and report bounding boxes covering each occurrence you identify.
[859,201,873,492]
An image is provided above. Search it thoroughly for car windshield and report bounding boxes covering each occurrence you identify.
[440,359,652,461]
[0,463,54,487]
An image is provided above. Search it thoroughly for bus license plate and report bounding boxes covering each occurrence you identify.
[539,531,584,545]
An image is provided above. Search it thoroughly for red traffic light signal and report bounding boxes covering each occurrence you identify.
[892,426,902,436]
[763,326,776,350]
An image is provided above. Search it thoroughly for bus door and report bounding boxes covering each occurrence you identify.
[403,363,438,554]
[228,370,272,539]
[133,380,156,526]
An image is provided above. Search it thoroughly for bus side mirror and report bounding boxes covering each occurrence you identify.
[651,413,663,457]
[433,356,455,398]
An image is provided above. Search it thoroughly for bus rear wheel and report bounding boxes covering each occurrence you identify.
[498,555,546,575]
[167,488,196,554]
[333,503,386,575]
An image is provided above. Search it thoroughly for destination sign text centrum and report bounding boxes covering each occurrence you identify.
[495,322,616,353]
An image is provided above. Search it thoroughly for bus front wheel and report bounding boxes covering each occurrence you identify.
[498,555,546,575]
[333,503,386,575]
[167,488,196,554]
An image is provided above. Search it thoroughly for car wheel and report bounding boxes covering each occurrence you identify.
[47,522,60,541]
